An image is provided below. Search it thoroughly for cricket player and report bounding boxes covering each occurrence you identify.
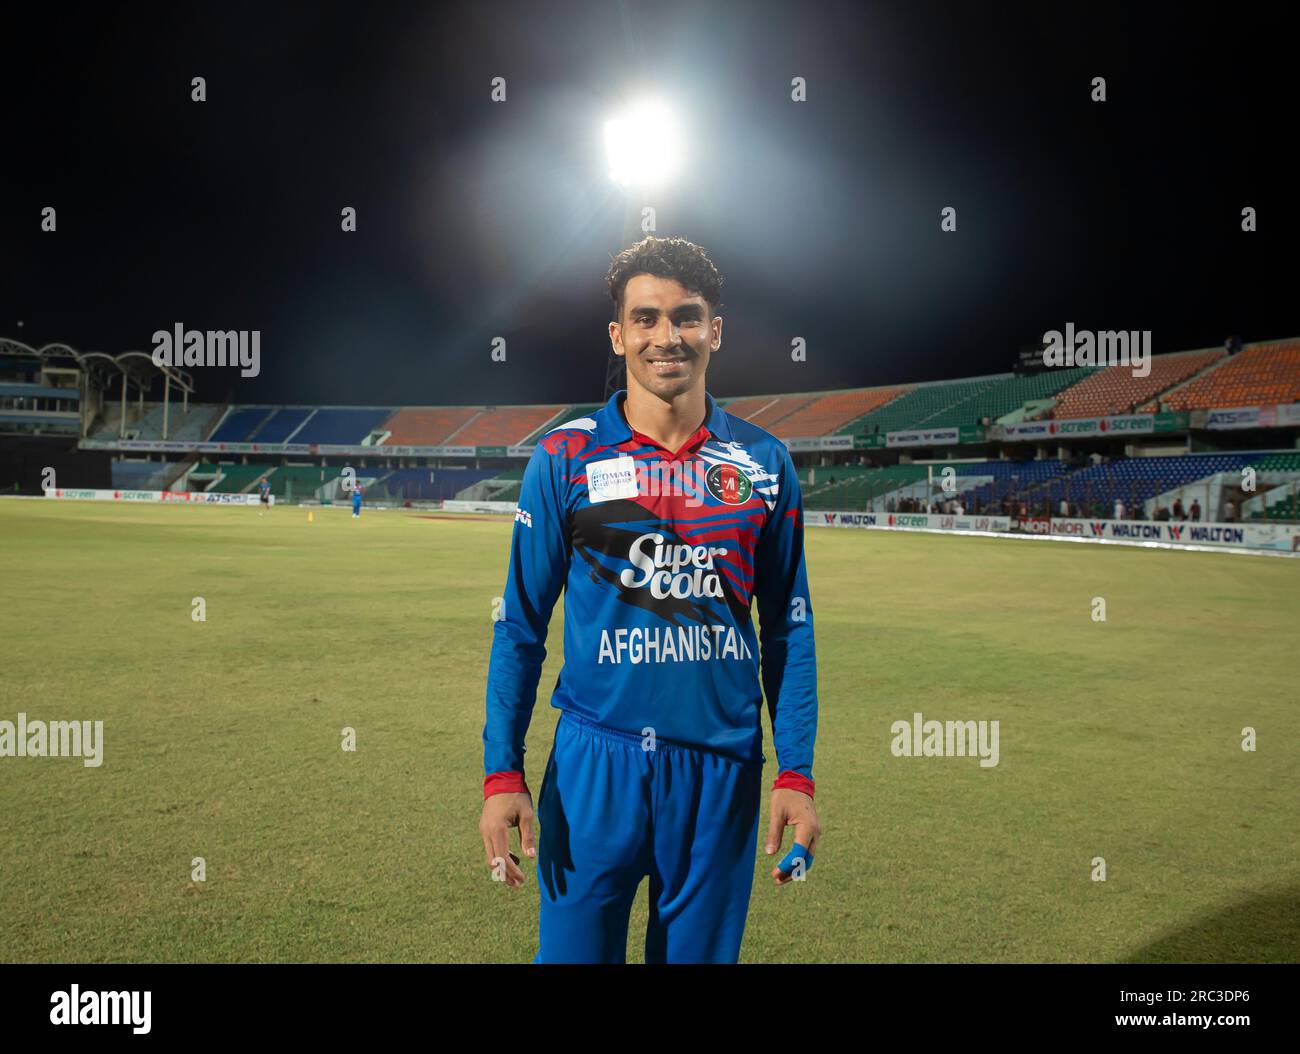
[351,483,363,518]
[257,476,271,514]
[480,236,820,963]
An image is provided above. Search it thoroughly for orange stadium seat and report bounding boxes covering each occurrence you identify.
[760,387,910,437]
[1156,339,1300,411]
[1051,348,1226,418]
[744,395,821,431]
[448,405,570,446]
[718,396,781,421]
[381,407,480,445]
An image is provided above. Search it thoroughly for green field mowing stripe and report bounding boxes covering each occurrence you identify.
[0,500,1296,962]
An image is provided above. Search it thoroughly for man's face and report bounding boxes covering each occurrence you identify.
[609,274,721,401]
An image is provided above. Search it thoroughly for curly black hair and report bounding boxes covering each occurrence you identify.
[605,235,724,321]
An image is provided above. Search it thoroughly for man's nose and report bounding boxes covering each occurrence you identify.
[653,319,683,349]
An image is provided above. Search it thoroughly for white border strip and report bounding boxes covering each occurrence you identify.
[813,522,1300,558]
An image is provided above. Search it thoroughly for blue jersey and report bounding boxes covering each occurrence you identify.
[483,388,817,785]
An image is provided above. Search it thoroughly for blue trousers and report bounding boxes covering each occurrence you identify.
[534,711,763,963]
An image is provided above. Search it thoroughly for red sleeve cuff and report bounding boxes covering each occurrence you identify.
[772,770,815,798]
[484,771,530,799]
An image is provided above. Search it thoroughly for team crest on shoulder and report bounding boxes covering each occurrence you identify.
[706,463,752,505]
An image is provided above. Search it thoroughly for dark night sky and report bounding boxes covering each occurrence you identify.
[3,1,1296,407]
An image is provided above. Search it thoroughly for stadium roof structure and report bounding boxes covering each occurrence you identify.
[0,337,196,397]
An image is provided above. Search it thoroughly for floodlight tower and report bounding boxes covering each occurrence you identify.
[602,99,684,398]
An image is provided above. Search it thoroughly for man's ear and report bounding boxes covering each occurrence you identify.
[608,320,625,356]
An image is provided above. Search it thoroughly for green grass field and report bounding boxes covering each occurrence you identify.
[1,498,1297,963]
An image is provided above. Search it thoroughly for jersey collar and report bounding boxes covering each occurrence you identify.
[595,388,732,450]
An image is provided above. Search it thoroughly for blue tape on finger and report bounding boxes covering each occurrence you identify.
[777,842,814,876]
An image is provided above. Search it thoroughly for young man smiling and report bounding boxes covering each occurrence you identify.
[480,235,820,963]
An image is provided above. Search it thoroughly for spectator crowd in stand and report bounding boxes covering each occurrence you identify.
[886,496,965,514]
[954,492,1216,521]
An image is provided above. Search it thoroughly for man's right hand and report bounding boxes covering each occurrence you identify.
[479,792,536,888]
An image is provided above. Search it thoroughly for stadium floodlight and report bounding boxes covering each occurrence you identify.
[604,98,684,191]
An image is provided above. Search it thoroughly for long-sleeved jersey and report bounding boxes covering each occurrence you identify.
[483,388,817,793]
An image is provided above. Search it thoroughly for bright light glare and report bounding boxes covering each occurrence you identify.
[604,99,684,190]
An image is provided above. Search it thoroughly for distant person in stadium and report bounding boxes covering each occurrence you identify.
[1190,499,1202,522]
[1172,497,1185,520]
[480,235,820,963]
[351,483,363,518]
[257,476,271,515]
[1113,498,1125,520]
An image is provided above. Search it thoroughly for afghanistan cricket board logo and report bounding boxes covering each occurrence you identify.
[705,463,753,505]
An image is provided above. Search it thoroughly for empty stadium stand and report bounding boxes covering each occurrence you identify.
[1248,452,1300,473]
[92,402,222,442]
[1155,339,1300,411]
[750,387,911,438]
[289,408,393,445]
[381,407,480,445]
[922,368,1097,427]
[715,395,788,423]
[803,464,930,509]
[210,407,274,443]
[251,407,313,442]
[110,460,180,491]
[208,407,394,446]
[520,404,603,444]
[446,405,568,446]
[835,377,1001,435]
[728,394,822,432]
[1052,348,1226,418]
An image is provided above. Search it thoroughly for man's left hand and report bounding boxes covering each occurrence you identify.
[765,788,821,886]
